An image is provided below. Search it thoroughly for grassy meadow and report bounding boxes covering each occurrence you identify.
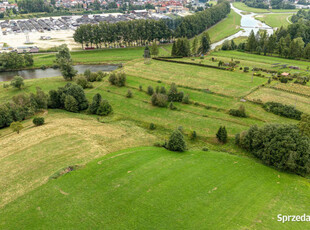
[233,2,298,13]
[0,147,309,229]
[255,13,293,28]
[207,10,242,43]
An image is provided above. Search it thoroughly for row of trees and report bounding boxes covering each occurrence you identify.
[171,32,211,57]
[244,29,310,59]
[73,2,230,48]
[17,0,53,13]
[0,52,33,71]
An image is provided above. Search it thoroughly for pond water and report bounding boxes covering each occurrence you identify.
[0,64,119,82]
[211,4,274,49]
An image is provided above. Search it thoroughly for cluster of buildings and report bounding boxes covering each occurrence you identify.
[0,0,18,13]
[0,11,171,35]
[0,17,75,34]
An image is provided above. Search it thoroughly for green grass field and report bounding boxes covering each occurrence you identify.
[233,2,298,13]
[33,46,171,68]
[207,10,242,43]
[255,13,293,28]
[233,2,270,13]
[0,147,309,229]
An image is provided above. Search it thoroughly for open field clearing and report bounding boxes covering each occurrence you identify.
[207,10,242,43]
[124,59,267,97]
[233,2,298,13]
[32,46,170,68]
[255,13,293,28]
[246,87,310,114]
[211,50,310,76]
[0,147,309,229]
[232,2,270,13]
[271,82,310,97]
[0,110,157,207]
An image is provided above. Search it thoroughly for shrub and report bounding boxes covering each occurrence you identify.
[151,93,168,107]
[244,67,249,72]
[3,83,9,88]
[147,86,154,95]
[229,105,247,118]
[88,72,98,82]
[202,147,208,151]
[168,102,177,110]
[126,89,133,98]
[190,130,197,140]
[168,83,184,102]
[96,71,105,81]
[216,126,227,143]
[182,94,190,104]
[263,102,302,120]
[280,77,289,83]
[64,95,79,113]
[97,100,112,116]
[40,65,47,70]
[166,129,186,152]
[10,121,23,134]
[108,72,126,87]
[75,75,91,89]
[33,117,45,126]
[149,123,156,130]
[88,93,102,114]
[139,85,143,91]
[10,76,24,89]
[236,124,310,175]
[160,86,167,94]
[84,69,91,79]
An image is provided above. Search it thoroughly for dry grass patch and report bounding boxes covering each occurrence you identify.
[0,111,157,207]
[246,87,310,114]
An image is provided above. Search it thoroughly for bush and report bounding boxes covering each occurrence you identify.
[168,83,184,102]
[97,100,113,116]
[229,105,247,117]
[10,76,24,89]
[280,77,289,83]
[126,89,133,98]
[3,83,9,88]
[10,121,23,134]
[166,129,186,152]
[190,130,197,140]
[182,94,190,104]
[40,65,47,70]
[244,67,249,72]
[236,124,310,175]
[149,123,156,130]
[75,75,91,89]
[139,85,143,91]
[88,93,102,115]
[151,93,168,107]
[64,95,79,113]
[216,126,227,143]
[147,86,154,95]
[108,72,126,87]
[202,147,208,151]
[168,102,177,110]
[33,117,45,126]
[263,102,302,120]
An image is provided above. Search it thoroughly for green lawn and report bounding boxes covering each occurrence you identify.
[207,10,242,43]
[33,46,170,68]
[233,2,270,13]
[211,50,310,74]
[0,147,309,229]
[255,13,293,28]
[233,2,298,13]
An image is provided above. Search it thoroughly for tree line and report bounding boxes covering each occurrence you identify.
[0,52,33,71]
[73,2,230,48]
[239,17,310,59]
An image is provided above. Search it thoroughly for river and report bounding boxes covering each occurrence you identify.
[211,3,274,49]
[0,64,119,82]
